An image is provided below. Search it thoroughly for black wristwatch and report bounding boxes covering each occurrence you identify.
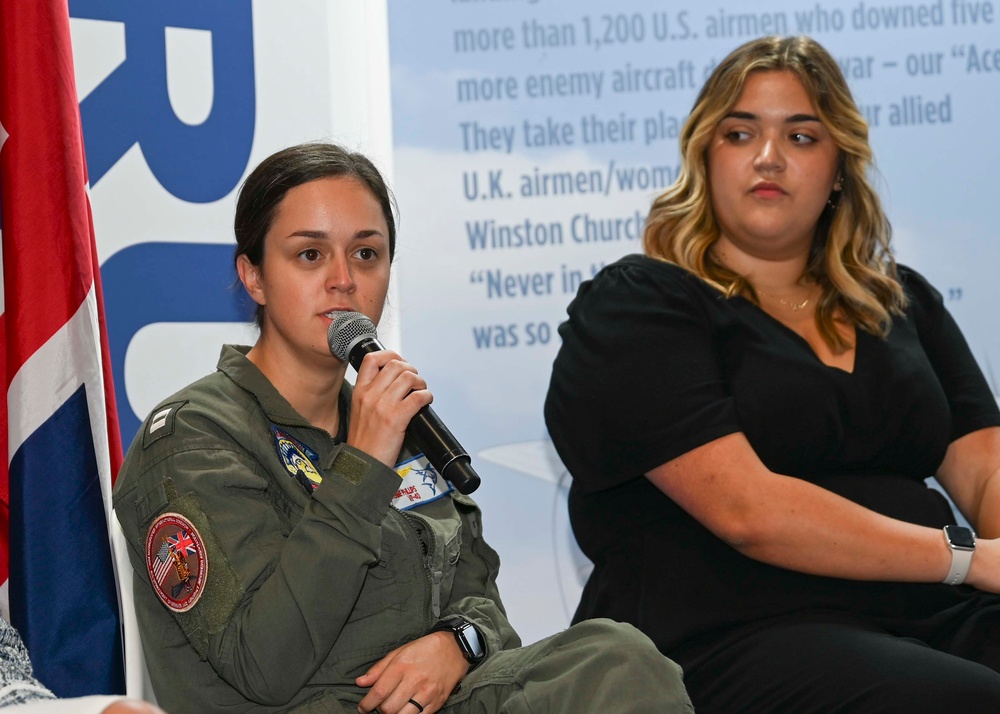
[432,617,486,669]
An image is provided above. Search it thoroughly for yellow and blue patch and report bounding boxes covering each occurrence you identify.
[270,425,322,493]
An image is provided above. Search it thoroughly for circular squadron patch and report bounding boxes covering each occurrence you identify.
[145,513,208,612]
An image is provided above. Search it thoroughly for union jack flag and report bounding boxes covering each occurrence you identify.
[0,0,125,697]
[168,530,197,557]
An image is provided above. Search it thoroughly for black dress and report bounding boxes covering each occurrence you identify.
[545,255,1000,712]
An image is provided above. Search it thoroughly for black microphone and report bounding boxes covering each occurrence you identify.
[328,311,481,495]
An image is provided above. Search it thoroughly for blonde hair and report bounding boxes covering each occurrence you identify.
[644,35,906,349]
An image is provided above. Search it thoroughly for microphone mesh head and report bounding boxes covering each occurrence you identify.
[328,311,378,361]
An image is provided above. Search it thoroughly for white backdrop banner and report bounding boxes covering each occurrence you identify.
[74,1,395,695]
[388,0,1000,641]
[75,0,395,438]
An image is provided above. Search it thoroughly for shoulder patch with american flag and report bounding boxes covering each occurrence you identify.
[145,512,208,613]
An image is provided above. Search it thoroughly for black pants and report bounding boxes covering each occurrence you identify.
[676,595,1000,713]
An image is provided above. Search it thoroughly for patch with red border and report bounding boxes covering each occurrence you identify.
[145,513,208,612]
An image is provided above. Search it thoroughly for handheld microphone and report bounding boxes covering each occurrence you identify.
[328,312,481,495]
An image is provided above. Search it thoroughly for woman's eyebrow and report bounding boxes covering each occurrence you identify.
[285,228,386,240]
[722,110,822,123]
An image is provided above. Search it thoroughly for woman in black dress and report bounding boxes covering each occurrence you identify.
[546,35,1000,713]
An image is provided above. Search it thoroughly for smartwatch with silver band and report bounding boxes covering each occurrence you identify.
[942,524,976,585]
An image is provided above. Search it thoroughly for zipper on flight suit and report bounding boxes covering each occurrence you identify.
[394,508,440,622]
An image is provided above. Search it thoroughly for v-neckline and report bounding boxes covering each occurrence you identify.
[741,297,859,375]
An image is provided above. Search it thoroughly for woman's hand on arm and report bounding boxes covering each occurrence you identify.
[348,350,433,467]
[647,432,965,586]
[936,426,1000,538]
[355,633,468,714]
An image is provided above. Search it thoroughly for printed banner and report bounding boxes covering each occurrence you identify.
[389,0,1000,640]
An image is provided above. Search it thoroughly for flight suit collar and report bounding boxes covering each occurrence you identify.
[216,344,352,445]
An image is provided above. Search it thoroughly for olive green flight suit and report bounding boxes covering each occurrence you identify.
[114,346,692,713]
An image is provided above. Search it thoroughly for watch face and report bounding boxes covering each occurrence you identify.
[434,617,486,664]
[945,525,976,549]
[458,623,485,660]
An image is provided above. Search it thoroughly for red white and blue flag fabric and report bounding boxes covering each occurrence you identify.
[0,0,126,697]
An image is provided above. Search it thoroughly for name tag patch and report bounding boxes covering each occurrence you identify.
[392,454,453,510]
[146,513,207,613]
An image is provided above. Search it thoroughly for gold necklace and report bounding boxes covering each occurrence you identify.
[774,294,810,311]
[758,287,813,311]
[710,246,814,310]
